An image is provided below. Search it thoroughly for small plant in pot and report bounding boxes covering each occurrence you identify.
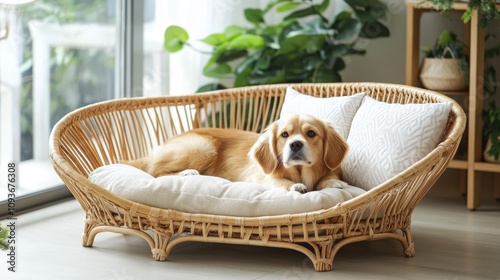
[484,102,500,162]
[420,30,469,91]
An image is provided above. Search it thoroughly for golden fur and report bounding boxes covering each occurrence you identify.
[126,115,348,193]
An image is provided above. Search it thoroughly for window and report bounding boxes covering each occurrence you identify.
[0,0,167,216]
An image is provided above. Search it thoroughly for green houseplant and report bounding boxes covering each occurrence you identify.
[483,40,500,162]
[163,0,390,92]
[419,30,469,91]
[423,0,500,27]
[421,29,468,60]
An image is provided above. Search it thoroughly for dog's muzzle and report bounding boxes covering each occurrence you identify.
[289,140,303,152]
[284,140,310,166]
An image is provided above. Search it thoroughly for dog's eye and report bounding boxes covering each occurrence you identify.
[307,130,316,138]
[281,132,289,138]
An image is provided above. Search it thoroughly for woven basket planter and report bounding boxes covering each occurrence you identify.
[420,57,467,91]
[49,83,466,271]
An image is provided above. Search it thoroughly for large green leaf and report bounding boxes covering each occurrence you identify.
[200,33,227,46]
[234,51,262,87]
[331,44,351,57]
[317,0,330,13]
[284,6,316,20]
[283,0,330,20]
[235,53,259,75]
[204,48,224,69]
[277,2,301,12]
[303,54,323,71]
[438,30,456,46]
[344,0,386,10]
[244,8,264,24]
[300,18,332,35]
[228,34,265,50]
[333,14,362,43]
[263,0,292,13]
[234,64,253,87]
[360,21,390,38]
[203,63,233,78]
[216,49,249,63]
[344,0,387,22]
[333,57,346,71]
[225,25,246,39]
[279,33,326,54]
[255,54,271,70]
[164,25,189,53]
[333,10,351,22]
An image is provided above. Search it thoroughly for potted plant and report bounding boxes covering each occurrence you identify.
[419,29,469,91]
[163,0,390,92]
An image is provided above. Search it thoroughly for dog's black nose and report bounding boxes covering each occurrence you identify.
[289,141,303,152]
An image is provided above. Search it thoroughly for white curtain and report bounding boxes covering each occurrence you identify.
[0,5,22,163]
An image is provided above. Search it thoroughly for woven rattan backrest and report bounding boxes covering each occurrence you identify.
[50,83,464,180]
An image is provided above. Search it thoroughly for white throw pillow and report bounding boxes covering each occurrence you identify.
[89,164,366,217]
[342,96,453,191]
[280,87,365,139]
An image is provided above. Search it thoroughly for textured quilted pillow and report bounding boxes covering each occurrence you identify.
[89,164,366,217]
[280,87,365,139]
[342,96,453,191]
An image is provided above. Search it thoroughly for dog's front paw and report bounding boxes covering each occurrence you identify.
[316,179,348,190]
[290,183,308,194]
[180,169,200,176]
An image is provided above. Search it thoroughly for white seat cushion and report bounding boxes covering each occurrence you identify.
[89,164,366,217]
[342,96,453,191]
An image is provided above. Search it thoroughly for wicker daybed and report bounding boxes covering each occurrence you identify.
[49,83,465,272]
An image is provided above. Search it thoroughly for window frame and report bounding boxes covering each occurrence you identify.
[0,0,145,218]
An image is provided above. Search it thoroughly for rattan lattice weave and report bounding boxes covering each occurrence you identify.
[49,83,466,271]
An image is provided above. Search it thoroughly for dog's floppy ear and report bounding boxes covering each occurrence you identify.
[323,122,348,171]
[249,122,279,174]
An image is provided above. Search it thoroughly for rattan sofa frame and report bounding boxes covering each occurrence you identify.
[49,83,465,271]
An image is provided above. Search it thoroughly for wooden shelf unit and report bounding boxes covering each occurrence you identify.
[405,1,500,210]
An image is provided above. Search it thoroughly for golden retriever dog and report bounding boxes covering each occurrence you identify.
[126,114,348,193]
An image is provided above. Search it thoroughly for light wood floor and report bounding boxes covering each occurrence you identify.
[2,173,500,279]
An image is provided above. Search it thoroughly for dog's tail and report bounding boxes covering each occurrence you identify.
[120,157,149,173]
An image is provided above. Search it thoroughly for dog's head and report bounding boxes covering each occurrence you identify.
[249,115,348,174]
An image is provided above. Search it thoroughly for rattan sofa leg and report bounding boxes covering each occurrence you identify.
[152,232,172,261]
[81,219,160,259]
[82,220,98,247]
[309,241,335,272]
[402,227,415,257]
